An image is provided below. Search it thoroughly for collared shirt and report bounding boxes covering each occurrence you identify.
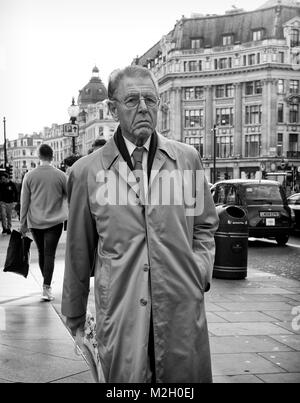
[122,135,151,197]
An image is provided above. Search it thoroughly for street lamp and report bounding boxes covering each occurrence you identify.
[67,97,80,154]
[3,117,8,169]
[212,124,217,184]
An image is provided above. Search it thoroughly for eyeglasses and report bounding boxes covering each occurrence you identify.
[113,94,160,109]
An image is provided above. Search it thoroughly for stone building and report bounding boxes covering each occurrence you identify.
[134,0,300,183]
[77,66,117,155]
[5,133,43,181]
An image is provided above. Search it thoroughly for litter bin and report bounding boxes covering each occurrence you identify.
[213,205,249,280]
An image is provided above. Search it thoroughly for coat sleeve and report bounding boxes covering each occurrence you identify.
[20,174,30,228]
[61,163,98,325]
[192,152,219,292]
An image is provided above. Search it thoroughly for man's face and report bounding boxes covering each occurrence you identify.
[110,75,159,146]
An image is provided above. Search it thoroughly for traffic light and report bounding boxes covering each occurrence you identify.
[6,164,13,179]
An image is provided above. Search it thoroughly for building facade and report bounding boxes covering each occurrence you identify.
[135,0,300,185]
[5,133,43,181]
[77,66,117,155]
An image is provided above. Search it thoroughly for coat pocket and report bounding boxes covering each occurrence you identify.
[97,257,112,310]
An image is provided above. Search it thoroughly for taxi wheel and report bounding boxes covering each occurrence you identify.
[275,235,289,246]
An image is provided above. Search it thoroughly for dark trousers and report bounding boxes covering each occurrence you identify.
[31,223,63,286]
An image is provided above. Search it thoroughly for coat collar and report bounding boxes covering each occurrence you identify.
[101,130,176,170]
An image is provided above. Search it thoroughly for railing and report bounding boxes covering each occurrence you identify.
[287,151,300,158]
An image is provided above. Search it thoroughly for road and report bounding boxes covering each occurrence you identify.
[248,231,300,281]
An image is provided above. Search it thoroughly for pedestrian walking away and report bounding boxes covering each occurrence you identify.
[0,172,18,235]
[20,144,68,301]
[62,65,219,383]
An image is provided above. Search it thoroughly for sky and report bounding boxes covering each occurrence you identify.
[0,0,267,140]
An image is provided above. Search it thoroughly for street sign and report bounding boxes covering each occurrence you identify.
[63,123,79,137]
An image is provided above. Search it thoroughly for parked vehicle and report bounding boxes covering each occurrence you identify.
[211,179,294,246]
[287,193,300,231]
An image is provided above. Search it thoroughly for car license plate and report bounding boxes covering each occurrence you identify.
[260,211,280,218]
[266,218,275,226]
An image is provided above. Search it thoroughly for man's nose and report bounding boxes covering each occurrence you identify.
[138,98,148,112]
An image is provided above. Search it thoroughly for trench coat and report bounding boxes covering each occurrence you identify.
[61,132,219,383]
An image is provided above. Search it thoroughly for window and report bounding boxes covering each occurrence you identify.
[219,58,228,69]
[216,108,234,126]
[184,110,204,127]
[99,109,104,120]
[184,60,202,72]
[279,52,285,63]
[216,84,234,98]
[248,54,256,65]
[277,133,283,157]
[245,81,262,95]
[278,103,284,123]
[185,137,203,156]
[278,79,285,94]
[216,136,233,158]
[184,86,204,100]
[289,133,298,153]
[195,86,204,99]
[243,55,247,66]
[290,29,300,47]
[252,29,263,41]
[257,53,261,64]
[222,35,233,46]
[289,80,299,94]
[245,105,262,124]
[245,134,261,157]
[191,38,203,49]
[289,104,299,123]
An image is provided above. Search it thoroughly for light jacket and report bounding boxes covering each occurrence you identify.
[62,132,219,383]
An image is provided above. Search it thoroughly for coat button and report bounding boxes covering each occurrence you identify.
[140,298,148,306]
[143,264,149,272]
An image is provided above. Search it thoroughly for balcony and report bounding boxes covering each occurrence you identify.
[287,151,300,159]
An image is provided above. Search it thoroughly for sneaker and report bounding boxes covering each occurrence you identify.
[2,229,7,234]
[6,229,11,235]
[41,285,54,301]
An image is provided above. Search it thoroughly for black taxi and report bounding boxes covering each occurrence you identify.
[210,179,293,246]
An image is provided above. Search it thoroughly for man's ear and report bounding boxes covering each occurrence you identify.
[107,100,119,122]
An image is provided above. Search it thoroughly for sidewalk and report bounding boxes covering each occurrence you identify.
[1,227,300,383]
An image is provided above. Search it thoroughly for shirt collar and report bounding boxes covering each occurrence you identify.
[122,134,151,157]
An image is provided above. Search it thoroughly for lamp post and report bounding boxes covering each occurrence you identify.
[3,117,8,170]
[67,97,80,154]
[212,124,217,184]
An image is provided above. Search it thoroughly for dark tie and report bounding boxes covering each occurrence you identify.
[132,147,145,203]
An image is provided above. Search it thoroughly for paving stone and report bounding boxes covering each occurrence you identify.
[286,294,300,302]
[210,335,293,354]
[259,352,300,372]
[0,345,88,383]
[221,294,293,303]
[215,311,277,323]
[208,322,293,336]
[215,302,294,312]
[270,335,300,351]
[205,302,226,312]
[257,373,300,383]
[211,353,285,376]
[206,312,228,323]
[0,338,81,361]
[213,374,264,383]
[51,371,94,383]
[262,310,295,322]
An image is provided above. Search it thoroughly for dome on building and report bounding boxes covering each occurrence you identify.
[78,66,108,105]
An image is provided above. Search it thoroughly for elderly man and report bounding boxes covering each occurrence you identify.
[62,65,219,383]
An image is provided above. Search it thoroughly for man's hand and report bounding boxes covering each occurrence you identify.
[19,224,29,237]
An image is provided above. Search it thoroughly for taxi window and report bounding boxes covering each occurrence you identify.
[244,185,282,202]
